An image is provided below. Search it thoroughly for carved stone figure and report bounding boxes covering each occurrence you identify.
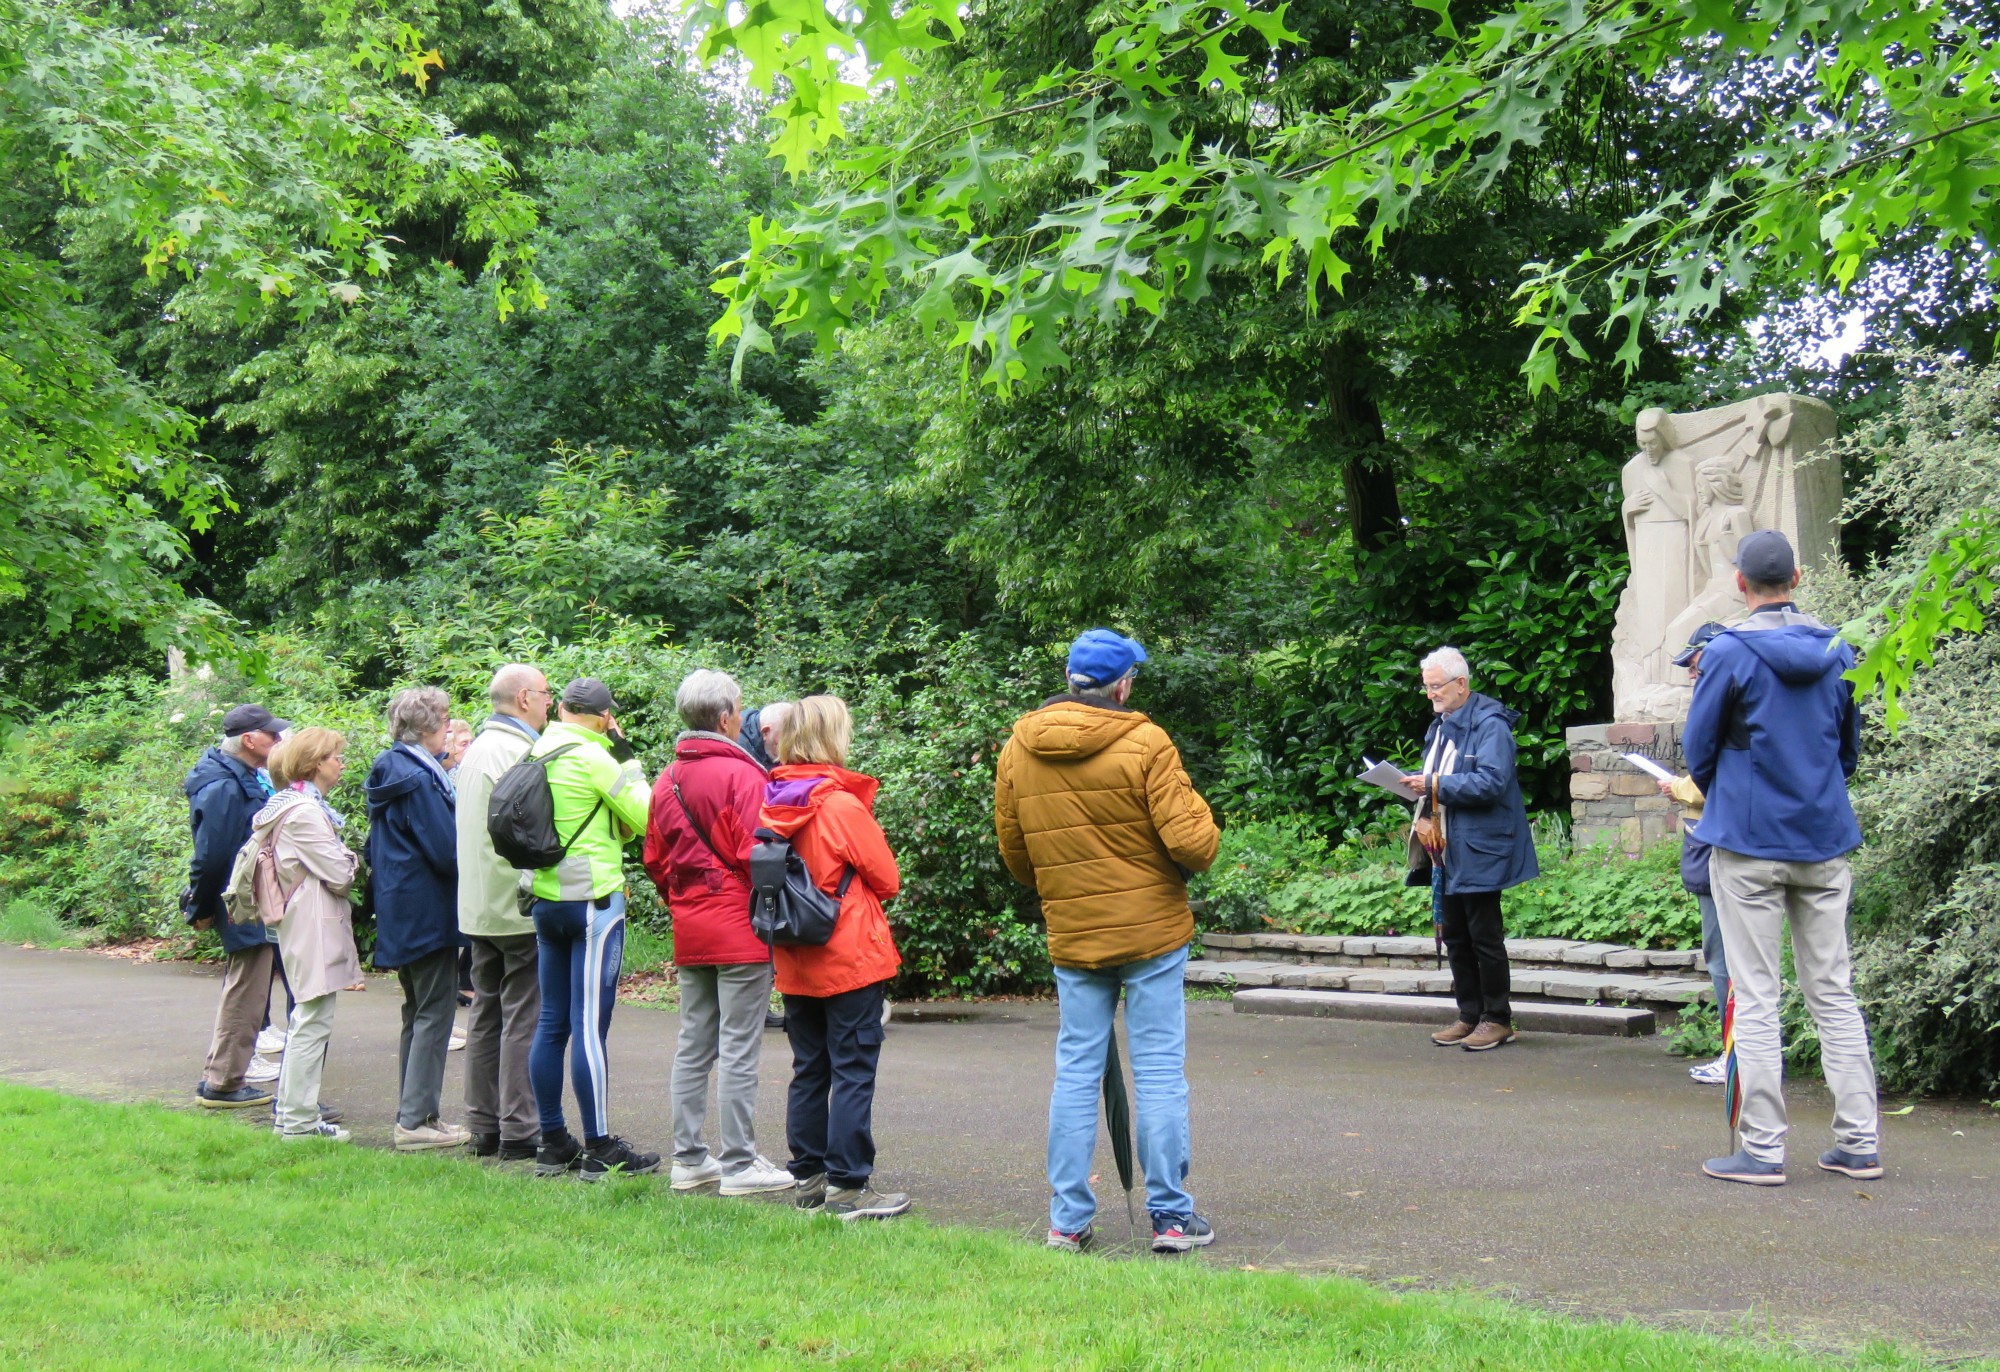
[1610,393,1839,721]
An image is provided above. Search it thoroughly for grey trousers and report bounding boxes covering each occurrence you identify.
[275,993,337,1133]
[464,934,540,1143]
[1710,847,1879,1161]
[395,946,460,1129]
[672,961,774,1171]
[202,943,275,1091]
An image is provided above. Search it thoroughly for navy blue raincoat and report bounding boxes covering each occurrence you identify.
[362,745,458,969]
[1425,692,1540,896]
[182,748,274,954]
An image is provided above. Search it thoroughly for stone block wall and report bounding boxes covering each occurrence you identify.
[1566,722,1686,856]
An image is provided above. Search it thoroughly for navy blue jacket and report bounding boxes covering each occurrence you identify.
[183,748,273,954]
[362,745,458,969]
[1426,693,1541,896]
[1679,821,1714,897]
[1684,606,1862,862]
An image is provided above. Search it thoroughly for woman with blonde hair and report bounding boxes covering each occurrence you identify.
[759,695,910,1220]
[255,727,362,1141]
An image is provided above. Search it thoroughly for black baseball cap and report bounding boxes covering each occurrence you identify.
[221,704,290,737]
[1733,529,1797,584]
[561,678,619,714]
[1671,622,1728,668]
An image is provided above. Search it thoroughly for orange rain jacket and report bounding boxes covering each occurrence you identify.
[759,763,902,998]
[993,696,1220,970]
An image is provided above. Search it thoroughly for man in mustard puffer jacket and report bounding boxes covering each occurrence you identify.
[995,629,1220,1255]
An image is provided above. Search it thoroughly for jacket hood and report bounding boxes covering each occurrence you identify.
[676,732,767,770]
[250,789,311,837]
[363,745,434,806]
[1011,699,1151,760]
[762,763,880,839]
[184,747,256,800]
[1728,623,1849,685]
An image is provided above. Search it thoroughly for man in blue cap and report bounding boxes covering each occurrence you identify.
[1682,530,1881,1186]
[994,629,1221,1254]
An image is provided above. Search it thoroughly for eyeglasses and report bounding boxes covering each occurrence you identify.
[1420,682,1458,697]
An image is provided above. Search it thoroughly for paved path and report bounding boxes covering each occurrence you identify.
[3,945,1996,1356]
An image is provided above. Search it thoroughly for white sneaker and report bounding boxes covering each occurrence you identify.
[395,1118,471,1152]
[448,1028,467,1051]
[243,1055,282,1083]
[670,1156,724,1191]
[255,1027,288,1055]
[1689,1056,1728,1085]
[277,1121,351,1143]
[720,1155,795,1196]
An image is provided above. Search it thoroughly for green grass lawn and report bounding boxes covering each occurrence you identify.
[0,1082,1942,1371]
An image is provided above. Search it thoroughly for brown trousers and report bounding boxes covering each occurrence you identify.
[463,934,541,1142]
[201,943,276,1091]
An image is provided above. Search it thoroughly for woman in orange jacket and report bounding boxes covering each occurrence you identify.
[760,695,910,1221]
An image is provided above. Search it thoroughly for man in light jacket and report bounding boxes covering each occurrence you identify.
[454,664,551,1160]
[1683,530,1879,1187]
[994,629,1220,1256]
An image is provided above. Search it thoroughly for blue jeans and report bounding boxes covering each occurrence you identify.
[529,892,626,1141]
[1698,893,1730,1013]
[1049,945,1195,1233]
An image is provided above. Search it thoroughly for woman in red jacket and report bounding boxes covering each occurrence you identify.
[642,670,795,1198]
[761,694,909,1220]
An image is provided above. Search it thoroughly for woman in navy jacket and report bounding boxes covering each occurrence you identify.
[1404,647,1539,1051]
[364,686,467,1150]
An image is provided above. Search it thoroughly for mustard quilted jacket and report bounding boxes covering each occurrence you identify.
[994,697,1219,970]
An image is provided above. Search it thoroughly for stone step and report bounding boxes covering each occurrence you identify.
[1198,930,1704,975]
[1233,988,1657,1037]
[1186,958,1713,1007]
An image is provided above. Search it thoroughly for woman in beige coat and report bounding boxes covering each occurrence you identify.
[257,727,362,1141]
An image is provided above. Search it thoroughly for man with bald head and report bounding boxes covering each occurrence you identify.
[454,663,553,1158]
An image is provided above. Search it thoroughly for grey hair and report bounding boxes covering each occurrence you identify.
[488,662,543,711]
[676,669,742,734]
[386,686,451,744]
[1420,646,1470,682]
[219,733,250,758]
[1067,669,1131,702]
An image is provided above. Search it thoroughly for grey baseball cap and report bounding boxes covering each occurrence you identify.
[560,678,619,714]
[1733,529,1797,584]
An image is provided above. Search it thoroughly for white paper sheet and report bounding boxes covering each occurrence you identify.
[1620,752,1676,783]
[1358,757,1421,802]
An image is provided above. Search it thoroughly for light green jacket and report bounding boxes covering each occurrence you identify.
[455,716,538,938]
[528,720,650,902]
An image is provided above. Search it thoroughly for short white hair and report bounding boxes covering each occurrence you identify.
[488,663,543,711]
[1420,646,1470,682]
[676,669,742,733]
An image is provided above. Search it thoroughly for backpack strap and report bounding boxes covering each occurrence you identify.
[538,742,606,860]
[670,765,743,877]
[749,824,856,898]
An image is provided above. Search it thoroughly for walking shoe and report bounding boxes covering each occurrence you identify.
[721,1156,796,1197]
[534,1130,583,1178]
[1688,1056,1728,1085]
[394,1117,471,1152]
[1046,1226,1094,1252]
[276,1120,351,1143]
[498,1137,541,1162]
[243,1055,282,1084]
[447,1028,467,1052]
[1817,1147,1884,1180]
[470,1132,501,1158]
[1462,1022,1518,1051]
[1430,1021,1477,1046]
[1151,1212,1216,1253]
[196,1082,274,1109]
[670,1156,724,1192]
[254,1026,288,1056]
[823,1184,912,1221]
[1702,1149,1787,1186]
[580,1136,662,1182]
[317,1102,343,1125]
[793,1172,828,1211]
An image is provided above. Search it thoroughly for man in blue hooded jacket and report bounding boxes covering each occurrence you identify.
[1404,647,1540,1052]
[1683,529,1881,1187]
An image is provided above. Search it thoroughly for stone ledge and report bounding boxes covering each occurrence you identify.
[1233,989,1656,1037]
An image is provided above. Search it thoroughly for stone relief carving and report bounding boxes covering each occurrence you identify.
[1610,393,1839,722]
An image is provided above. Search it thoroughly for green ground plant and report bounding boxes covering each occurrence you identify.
[0,1081,1952,1371]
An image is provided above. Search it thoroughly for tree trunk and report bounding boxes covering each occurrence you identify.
[1322,343,1402,555]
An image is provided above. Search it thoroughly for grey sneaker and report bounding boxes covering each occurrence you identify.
[1702,1148,1786,1186]
[1817,1147,1884,1180]
[793,1173,827,1211]
[276,1120,351,1143]
[671,1156,724,1192]
[823,1184,911,1221]
[720,1156,795,1196]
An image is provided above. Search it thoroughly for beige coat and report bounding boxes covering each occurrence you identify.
[252,791,361,1003]
[455,717,537,938]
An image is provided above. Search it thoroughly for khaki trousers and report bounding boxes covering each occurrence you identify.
[464,934,541,1143]
[201,943,276,1091]
[275,993,338,1133]
[1709,847,1880,1162]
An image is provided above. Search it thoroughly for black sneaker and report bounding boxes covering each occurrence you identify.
[498,1137,541,1162]
[1150,1212,1215,1253]
[823,1184,911,1221]
[534,1130,583,1178]
[470,1132,501,1158]
[580,1136,662,1183]
[197,1082,273,1109]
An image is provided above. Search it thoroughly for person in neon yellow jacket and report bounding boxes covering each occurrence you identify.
[524,678,659,1182]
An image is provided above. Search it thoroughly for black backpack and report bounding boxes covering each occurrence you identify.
[748,826,854,947]
[487,742,604,871]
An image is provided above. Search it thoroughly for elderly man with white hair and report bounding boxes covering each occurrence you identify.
[453,663,553,1159]
[1402,646,1539,1052]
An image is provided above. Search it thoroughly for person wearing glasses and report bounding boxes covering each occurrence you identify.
[453,664,553,1161]
[1402,647,1539,1052]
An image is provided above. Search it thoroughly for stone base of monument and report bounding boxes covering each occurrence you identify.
[1566,722,1686,855]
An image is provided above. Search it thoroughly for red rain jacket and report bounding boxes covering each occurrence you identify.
[641,734,769,967]
[758,763,901,998]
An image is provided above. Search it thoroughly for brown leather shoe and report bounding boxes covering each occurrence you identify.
[1430,1021,1477,1046]
[1462,1021,1519,1051]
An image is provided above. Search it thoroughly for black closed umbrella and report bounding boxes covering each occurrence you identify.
[1102,1026,1137,1238]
